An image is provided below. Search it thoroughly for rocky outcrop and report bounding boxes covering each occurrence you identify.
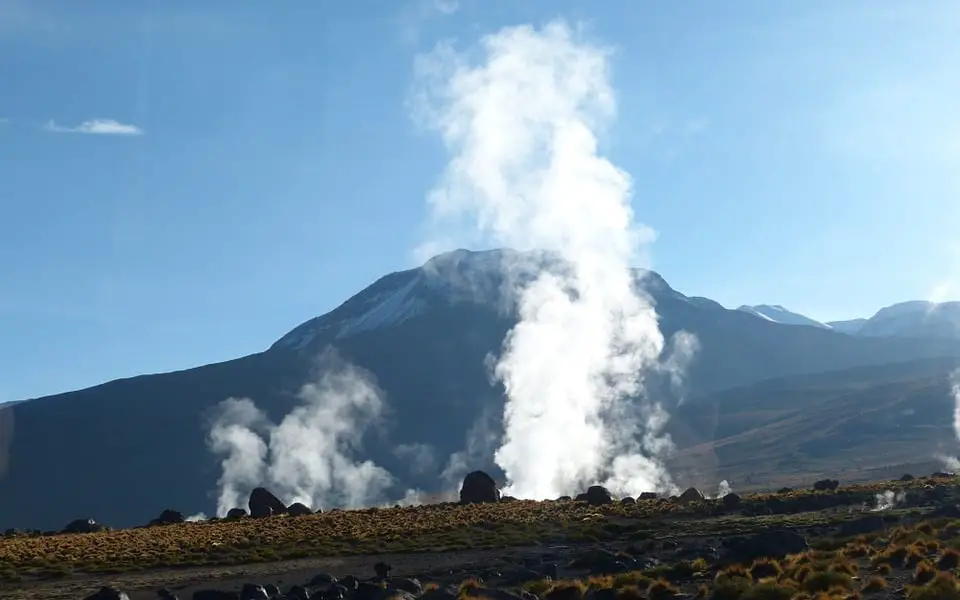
[459,471,500,504]
[62,518,108,534]
[249,487,287,518]
[148,509,185,527]
[677,487,705,503]
[813,479,839,491]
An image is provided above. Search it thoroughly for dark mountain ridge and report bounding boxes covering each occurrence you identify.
[3,248,960,531]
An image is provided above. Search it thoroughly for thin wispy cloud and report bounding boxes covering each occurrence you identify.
[44,119,144,136]
[397,0,460,45]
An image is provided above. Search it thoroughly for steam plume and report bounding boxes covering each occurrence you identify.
[208,350,394,516]
[412,21,689,499]
[952,370,960,443]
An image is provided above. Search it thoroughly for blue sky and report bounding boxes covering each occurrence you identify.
[1,0,959,402]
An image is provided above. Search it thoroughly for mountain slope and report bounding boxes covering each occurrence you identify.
[855,301,960,339]
[737,305,829,329]
[667,357,960,490]
[4,249,960,530]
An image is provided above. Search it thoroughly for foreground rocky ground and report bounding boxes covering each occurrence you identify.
[4,474,960,600]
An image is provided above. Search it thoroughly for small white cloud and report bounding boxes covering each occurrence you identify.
[433,0,459,15]
[397,0,460,45]
[44,118,144,136]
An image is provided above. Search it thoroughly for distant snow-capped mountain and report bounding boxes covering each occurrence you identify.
[739,300,960,340]
[736,304,830,329]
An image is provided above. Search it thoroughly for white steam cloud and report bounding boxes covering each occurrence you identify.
[952,370,960,442]
[412,21,690,499]
[208,350,395,517]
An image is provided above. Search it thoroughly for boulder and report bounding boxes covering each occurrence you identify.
[287,502,312,517]
[225,507,247,519]
[813,478,839,491]
[584,485,613,506]
[83,587,130,600]
[148,509,184,527]
[459,470,500,504]
[721,492,742,509]
[638,492,658,500]
[62,518,107,534]
[239,584,269,600]
[249,487,286,518]
[677,487,705,503]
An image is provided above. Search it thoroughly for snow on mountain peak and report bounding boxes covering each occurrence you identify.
[737,304,830,329]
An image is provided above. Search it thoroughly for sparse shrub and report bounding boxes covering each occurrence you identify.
[861,576,887,593]
[908,572,960,600]
[749,559,783,581]
[648,579,679,600]
[802,571,854,594]
[544,583,586,600]
[740,582,797,600]
[844,543,871,559]
[710,574,752,600]
[940,549,960,570]
[830,560,858,576]
[908,544,929,568]
[916,561,939,585]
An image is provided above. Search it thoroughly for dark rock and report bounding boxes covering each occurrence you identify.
[287,502,313,517]
[83,587,130,600]
[325,584,349,600]
[813,479,839,491]
[249,487,286,518]
[721,529,808,564]
[157,589,180,600]
[63,518,107,534]
[422,585,459,600]
[192,591,239,600]
[639,492,658,500]
[356,582,385,600]
[900,473,915,481]
[309,573,337,587]
[239,583,269,600]
[374,560,392,578]
[677,487,705,503]
[556,495,571,501]
[339,576,359,592]
[777,487,793,494]
[502,495,518,502]
[460,470,501,504]
[262,585,280,598]
[389,577,423,595]
[932,471,954,478]
[620,496,636,505]
[286,585,311,600]
[585,485,613,506]
[839,515,890,536]
[225,508,247,520]
[722,492,742,509]
[574,492,589,502]
[148,509,185,527]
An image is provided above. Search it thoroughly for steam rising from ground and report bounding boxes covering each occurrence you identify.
[208,351,394,516]
[952,370,960,442]
[412,21,690,499]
